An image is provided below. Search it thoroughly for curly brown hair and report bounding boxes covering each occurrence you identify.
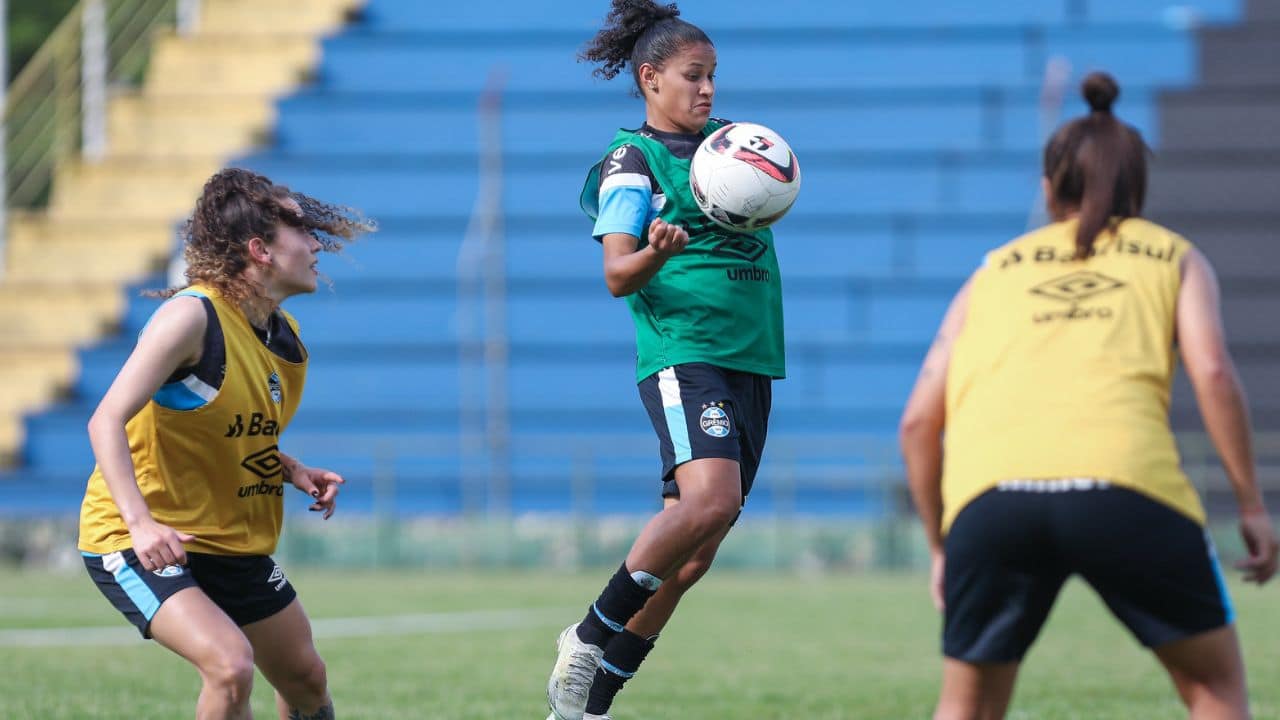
[152,167,376,302]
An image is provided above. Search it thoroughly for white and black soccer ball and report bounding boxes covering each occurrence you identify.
[689,122,801,233]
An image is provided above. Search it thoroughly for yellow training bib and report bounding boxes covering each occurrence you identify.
[942,218,1203,531]
[78,286,308,555]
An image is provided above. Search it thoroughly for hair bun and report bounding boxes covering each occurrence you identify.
[1082,72,1120,114]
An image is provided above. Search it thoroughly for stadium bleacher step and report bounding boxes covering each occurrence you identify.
[1247,0,1280,20]
[146,33,326,96]
[49,156,224,220]
[200,0,358,36]
[0,0,362,472]
[0,283,128,348]
[4,0,1263,514]
[109,95,274,158]
[1198,25,1280,85]
[5,216,173,284]
[1158,86,1280,151]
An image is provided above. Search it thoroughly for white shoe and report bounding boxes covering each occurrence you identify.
[547,623,604,720]
[546,716,610,720]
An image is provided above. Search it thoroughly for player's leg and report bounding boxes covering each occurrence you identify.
[240,598,332,720]
[1154,626,1248,720]
[935,490,1065,720]
[620,366,765,584]
[935,660,1020,720]
[187,553,319,719]
[84,549,254,719]
[622,456,742,586]
[1068,487,1247,719]
[549,457,741,719]
[549,364,744,719]
[584,370,766,718]
[583,505,732,717]
[150,589,258,720]
[629,513,731,635]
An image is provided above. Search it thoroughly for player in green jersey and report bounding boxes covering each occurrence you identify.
[546,2,786,719]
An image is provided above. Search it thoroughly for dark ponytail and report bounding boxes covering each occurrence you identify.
[1043,72,1150,259]
[580,0,712,96]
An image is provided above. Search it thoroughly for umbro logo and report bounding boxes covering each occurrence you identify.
[1030,271,1125,324]
[268,564,287,591]
[1030,271,1124,305]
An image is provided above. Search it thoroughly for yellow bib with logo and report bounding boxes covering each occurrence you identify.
[78,286,308,555]
[942,218,1203,532]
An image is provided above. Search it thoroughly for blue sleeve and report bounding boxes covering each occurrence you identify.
[593,182,653,240]
[591,143,655,241]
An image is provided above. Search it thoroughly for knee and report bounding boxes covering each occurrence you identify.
[284,654,328,698]
[299,655,328,697]
[686,497,739,538]
[202,647,255,702]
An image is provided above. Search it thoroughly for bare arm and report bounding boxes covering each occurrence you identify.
[1177,249,1262,512]
[900,279,972,552]
[87,296,205,570]
[601,218,689,297]
[1176,248,1277,583]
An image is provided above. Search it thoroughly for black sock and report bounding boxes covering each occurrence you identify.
[576,563,660,647]
[585,630,657,715]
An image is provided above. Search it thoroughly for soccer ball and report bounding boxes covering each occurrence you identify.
[689,122,801,232]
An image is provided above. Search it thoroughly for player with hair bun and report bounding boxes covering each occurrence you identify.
[901,72,1277,719]
[546,1,787,718]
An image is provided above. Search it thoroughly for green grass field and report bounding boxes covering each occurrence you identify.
[0,568,1277,719]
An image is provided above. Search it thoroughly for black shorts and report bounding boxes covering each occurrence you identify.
[83,549,297,638]
[943,484,1233,663]
[638,362,772,499]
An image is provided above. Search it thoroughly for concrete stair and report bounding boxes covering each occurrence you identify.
[1150,6,1280,431]
[0,0,359,466]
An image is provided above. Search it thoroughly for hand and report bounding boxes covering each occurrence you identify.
[128,519,195,572]
[929,547,946,611]
[1236,508,1279,584]
[647,218,689,258]
[286,461,345,520]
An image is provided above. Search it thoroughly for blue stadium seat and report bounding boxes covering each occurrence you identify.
[238,153,1041,217]
[10,0,1243,515]
[275,87,1158,155]
[316,27,1201,93]
[356,0,1234,32]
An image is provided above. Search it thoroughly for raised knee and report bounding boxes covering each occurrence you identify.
[688,499,739,537]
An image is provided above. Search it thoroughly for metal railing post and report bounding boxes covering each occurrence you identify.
[177,0,201,36]
[0,0,8,275]
[80,0,108,162]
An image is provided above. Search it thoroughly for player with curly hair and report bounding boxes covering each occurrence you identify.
[78,167,375,720]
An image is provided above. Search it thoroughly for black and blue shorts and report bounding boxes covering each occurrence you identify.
[637,362,772,499]
[943,483,1234,663]
[83,548,297,638]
